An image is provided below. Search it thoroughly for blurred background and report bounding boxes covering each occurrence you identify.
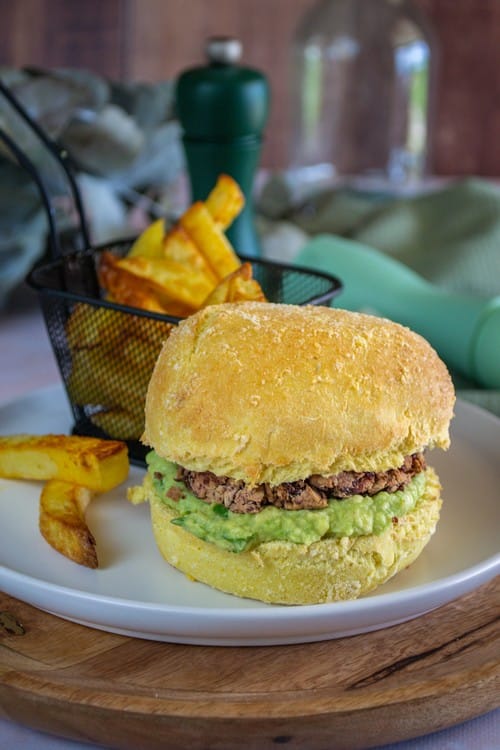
[0,0,499,309]
[1,0,498,175]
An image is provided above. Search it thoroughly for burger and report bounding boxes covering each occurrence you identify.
[130,302,455,604]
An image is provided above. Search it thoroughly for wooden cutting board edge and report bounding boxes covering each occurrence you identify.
[0,577,499,750]
[0,676,498,750]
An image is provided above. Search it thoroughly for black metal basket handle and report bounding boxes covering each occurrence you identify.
[0,78,92,259]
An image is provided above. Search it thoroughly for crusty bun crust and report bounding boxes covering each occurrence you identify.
[148,467,442,604]
[143,303,455,485]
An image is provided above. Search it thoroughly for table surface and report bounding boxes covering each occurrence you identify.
[0,286,498,750]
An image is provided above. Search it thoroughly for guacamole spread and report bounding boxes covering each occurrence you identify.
[147,452,426,553]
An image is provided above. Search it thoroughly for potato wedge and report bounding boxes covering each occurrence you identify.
[66,304,117,351]
[98,251,167,313]
[205,174,245,231]
[128,175,242,261]
[91,408,145,442]
[162,226,218,284]
[97,176,244,316]
[68,348,147,415]
[116,254,214,310]
[69,175,250,443]
[99,251,196,316]
[39,480,98,568]
[179,202,241,280]
[0,435,129,492]
[67,302,173,354]
[127,218,166,259]
[116,312,174,349]
[67,350,109,406]
[66,309,171,440]
[202,263,267,306]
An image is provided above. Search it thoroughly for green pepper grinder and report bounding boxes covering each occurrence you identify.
[175,37,270,257]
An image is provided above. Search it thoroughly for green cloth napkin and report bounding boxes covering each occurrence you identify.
[293,177,500,299]
[260,177,500,417]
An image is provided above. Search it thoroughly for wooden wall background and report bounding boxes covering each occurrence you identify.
[0,0,499,176]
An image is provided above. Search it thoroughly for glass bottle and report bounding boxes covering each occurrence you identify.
[290,0,437,188]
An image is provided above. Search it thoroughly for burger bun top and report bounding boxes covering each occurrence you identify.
[143,303,455,485]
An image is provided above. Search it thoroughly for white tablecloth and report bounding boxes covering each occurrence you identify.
[0,710,498,750]
[0,291,498,750]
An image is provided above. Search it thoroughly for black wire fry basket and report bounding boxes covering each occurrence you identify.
[0,81,342,462]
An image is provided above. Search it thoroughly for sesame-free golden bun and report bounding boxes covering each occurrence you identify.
[143,302,455,485]
[147,468,442,604]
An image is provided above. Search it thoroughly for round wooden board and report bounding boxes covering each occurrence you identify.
[0,577,498,750]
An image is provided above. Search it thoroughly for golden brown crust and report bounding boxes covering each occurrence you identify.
[148,467,443,604]
[143,303,455,485]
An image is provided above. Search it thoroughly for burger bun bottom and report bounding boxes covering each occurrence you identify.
[148,468,443,605]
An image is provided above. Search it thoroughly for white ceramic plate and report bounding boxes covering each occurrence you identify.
[0,385,498,646]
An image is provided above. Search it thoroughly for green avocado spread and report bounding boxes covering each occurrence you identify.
[146,452,427,553]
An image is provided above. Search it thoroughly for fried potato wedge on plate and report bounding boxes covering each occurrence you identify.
[0,434,129,492]
[0,434,130,568]
[39,480,98,569]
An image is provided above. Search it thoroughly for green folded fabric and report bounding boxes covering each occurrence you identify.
[292,178,500,300]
